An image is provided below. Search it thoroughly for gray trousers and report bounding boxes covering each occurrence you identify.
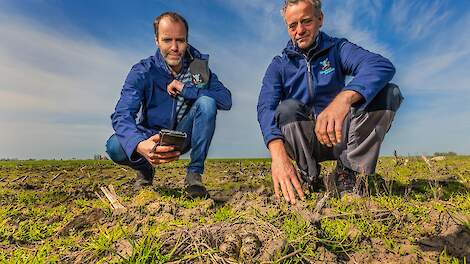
[275,83,403,185]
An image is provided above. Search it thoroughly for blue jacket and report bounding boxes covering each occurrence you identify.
[111,45,232,159]
[257,31,395,146]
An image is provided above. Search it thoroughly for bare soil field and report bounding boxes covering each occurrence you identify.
[0,156,469,263]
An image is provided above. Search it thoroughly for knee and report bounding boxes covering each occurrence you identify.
[368,83,404,112]
[275,99,310,127]
[105,134,128,163]
[194,96,217,117]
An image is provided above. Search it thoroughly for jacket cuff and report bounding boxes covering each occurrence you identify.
[124,135,147,160]
[343,85,373,110]
[181,84,199,100]
[264,135,284,148]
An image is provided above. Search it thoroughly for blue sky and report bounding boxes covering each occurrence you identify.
[1,0,469,159]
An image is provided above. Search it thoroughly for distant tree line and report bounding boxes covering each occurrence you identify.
[433,151,457,156]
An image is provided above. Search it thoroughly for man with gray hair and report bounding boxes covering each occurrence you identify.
[257,0,403,203]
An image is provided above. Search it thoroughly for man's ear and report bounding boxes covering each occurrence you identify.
[154,36,159,47]
[318,11,324,27]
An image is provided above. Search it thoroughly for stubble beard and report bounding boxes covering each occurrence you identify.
[165,57,182,67]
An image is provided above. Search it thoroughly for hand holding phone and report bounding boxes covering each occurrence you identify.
[137,133,181,165]
[152,129,187,152]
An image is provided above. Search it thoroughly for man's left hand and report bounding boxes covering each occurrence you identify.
[315,90,362,147]
[167,80,184,97]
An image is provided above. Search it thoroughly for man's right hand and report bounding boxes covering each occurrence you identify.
[268,139,305,204]
[136,134,181,165]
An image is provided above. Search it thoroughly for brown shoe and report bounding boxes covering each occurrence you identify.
[186,185,210,199]
[299,163,322,192]
[133,167,155,191]
[324,162,358,197]
[335,167,357,194]
[323,171,338,196]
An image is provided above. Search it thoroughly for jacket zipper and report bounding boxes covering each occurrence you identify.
[289,45,331,118]
[170,96,177,129]
[304,55,316,117]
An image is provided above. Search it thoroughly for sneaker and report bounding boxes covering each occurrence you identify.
[133,167,155,191]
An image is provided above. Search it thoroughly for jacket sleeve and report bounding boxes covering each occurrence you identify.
[180,71,232,110]
[110,64,148,160]
[257,57,284,147]
[339,40,396,109]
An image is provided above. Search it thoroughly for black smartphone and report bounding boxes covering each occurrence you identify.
[155,129,187,151]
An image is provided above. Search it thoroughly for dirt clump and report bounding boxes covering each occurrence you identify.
[113,239,133,258]
[219,233,242,258]
[419,220,470,259]
[57,208,104,236]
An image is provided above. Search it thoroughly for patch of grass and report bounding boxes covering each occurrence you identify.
[132,189,160,207]
[353,216,391,238]
[213,204,234,222]
[146,219,192,237]
[174,197,203,209]
[14,217,61,242]
[1,243,58,264]
[123,236,170,264]
[85,225,127,257]
[282,213,311,242]
[438,248,461,264]
[17,191,39,205]
[450,193,470,213]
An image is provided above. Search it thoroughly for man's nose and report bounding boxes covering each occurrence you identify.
[296,23,306,35]
[170,40,178,51]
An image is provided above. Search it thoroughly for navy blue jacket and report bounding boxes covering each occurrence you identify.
[111,45,232,159]
[257,31,395,146]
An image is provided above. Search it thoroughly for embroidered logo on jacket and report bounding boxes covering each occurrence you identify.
[192,73,203,84]
[319,58,335,75]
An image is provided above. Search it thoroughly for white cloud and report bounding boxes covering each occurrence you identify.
[390,0,450,40]
[322,0,393,59]
[384,11,470,155]
[216,0,284,42]
[0,15,140,159]
[396,13,470,93]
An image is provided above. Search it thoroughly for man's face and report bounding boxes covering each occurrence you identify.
[284,1,323,50]
[156,17,188,70]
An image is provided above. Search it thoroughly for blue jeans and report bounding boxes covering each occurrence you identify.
[106,96,217,175]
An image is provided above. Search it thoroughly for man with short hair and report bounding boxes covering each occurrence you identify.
[106,12,232,198]
[257,0,403,203]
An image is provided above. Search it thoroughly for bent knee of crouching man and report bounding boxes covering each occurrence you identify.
[194,96,217,117]
[361,83,404,140]
[367,83,404,113]
[275,99,311,127]
[105,134,128,163]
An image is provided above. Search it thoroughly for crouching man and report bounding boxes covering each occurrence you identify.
[106,12,232,198]
[257,0,403,203]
